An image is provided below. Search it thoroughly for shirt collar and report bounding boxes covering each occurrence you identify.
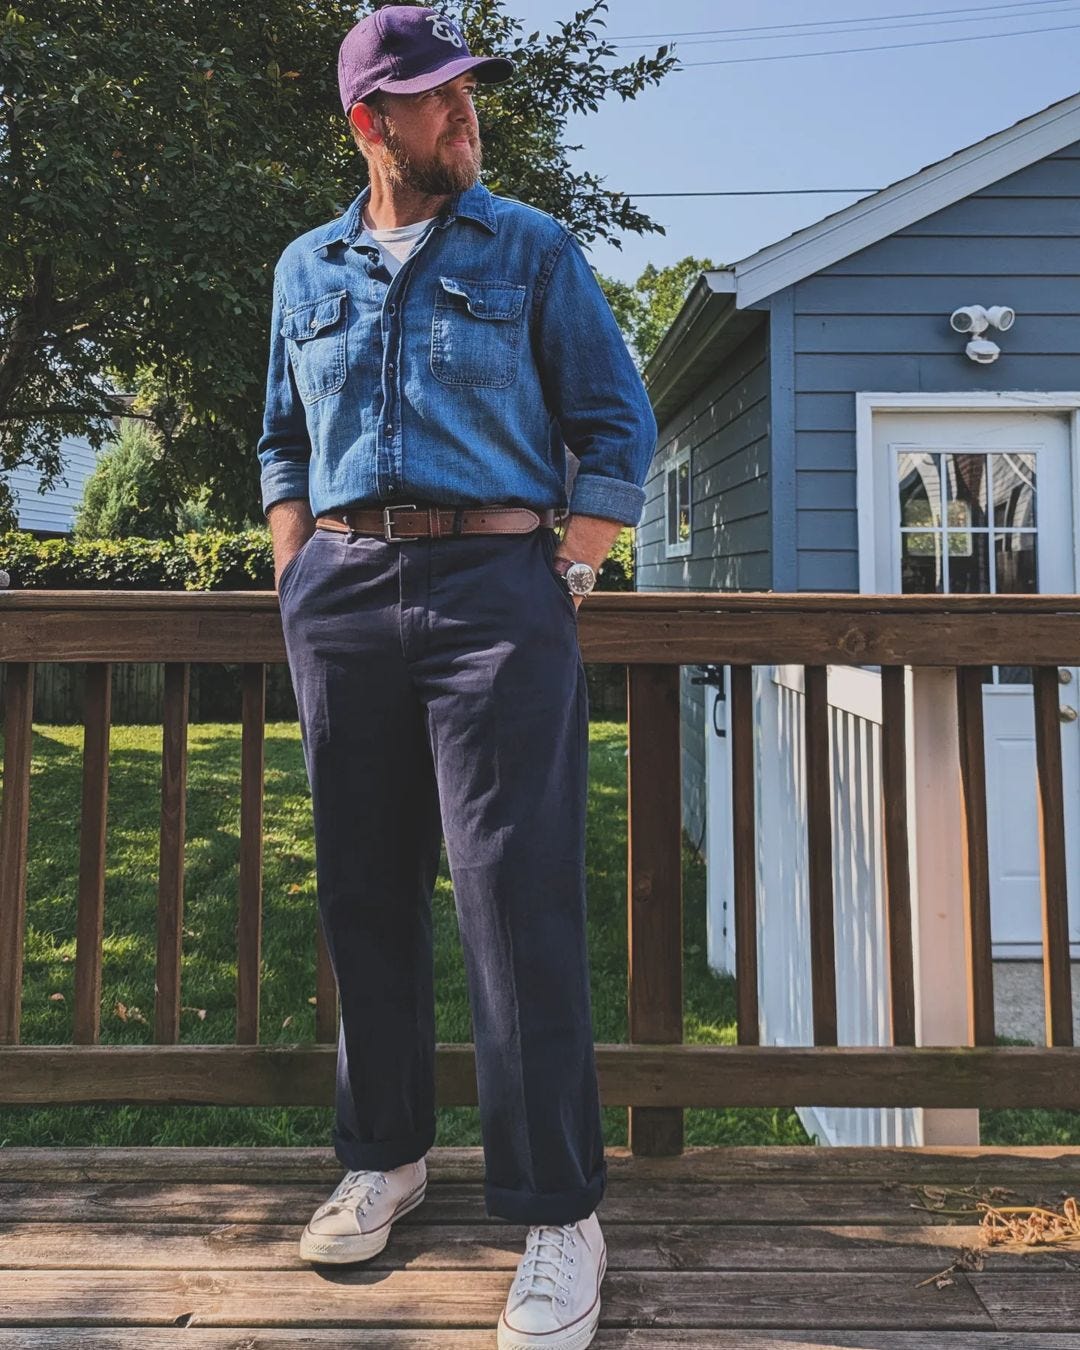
[312,181,497,255]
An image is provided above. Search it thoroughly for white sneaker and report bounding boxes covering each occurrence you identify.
[497,1210,606,1350]
[298,1156,427,1263]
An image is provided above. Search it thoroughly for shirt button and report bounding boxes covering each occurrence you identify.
[388,304,397,315]
[386,424,394,435]
[387,362,395,374]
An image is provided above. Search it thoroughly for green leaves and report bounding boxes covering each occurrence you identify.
[1,0,677,531]
[598,256,720,370]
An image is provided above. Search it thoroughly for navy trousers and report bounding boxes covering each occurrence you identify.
[276,510,607,1224]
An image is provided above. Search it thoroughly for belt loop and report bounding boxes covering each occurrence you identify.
[452,506,464,538]
[429,506,442,539]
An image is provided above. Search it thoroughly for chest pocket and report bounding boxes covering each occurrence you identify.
[430,275,527,389]
[281,290,348,404]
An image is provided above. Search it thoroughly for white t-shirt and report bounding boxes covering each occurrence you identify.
[358,214,437,277]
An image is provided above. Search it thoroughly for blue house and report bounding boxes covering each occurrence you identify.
[634,90,1080,1142]
[2,431,107,538]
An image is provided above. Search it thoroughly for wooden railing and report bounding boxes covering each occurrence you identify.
[1,589,1078,1155]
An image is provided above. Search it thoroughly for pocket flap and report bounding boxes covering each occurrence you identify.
[437,275,525,321]
[281,290,346,340]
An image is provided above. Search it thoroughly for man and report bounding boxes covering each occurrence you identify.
[257,5,656,1347]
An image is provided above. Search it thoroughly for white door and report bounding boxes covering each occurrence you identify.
[872,410,1080,958]
[704,665,737,976]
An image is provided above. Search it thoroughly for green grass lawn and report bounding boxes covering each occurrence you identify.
[1,718,1075,1150]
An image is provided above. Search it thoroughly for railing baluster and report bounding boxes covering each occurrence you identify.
[880,665,916,1046]
[955,666,995,1046]
[627,663,683,1155]
[0,662,34,1044]
[74,663,111,1044]
[315,923,338,1043]
[1032,665,1074,1047]
[804,664,837,1046]
[155,662,190,1045]
[729,664,759,1045]
[236,663,266,1045]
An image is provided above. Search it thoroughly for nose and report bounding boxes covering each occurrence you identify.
[449,90,477,126]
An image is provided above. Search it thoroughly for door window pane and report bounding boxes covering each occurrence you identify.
[898,451,940,527]
[996,530,1037,594]
[945,453,988,529]
[993,452,1036,528]
[901,531,942,592]
[948,531,990,592]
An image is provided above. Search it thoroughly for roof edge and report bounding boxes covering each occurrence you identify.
[733,90,1080,308]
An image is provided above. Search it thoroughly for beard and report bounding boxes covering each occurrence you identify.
[379,118,482,196]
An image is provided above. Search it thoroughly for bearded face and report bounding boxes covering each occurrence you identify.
[377,108,483,196]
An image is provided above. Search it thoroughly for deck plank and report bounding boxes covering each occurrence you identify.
[1,1145,1078,1184]
[2,1335,1080,1349]
[0,1269,994,1329]
[0,1179,1062,1226]
[0,1146,1074,1343]
[969,1273,1080,1328]
[5,1219,1075,1271]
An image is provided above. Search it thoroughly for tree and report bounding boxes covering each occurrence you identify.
[598,256,719,370]
[73,417,179,540]
[0,1,677,532]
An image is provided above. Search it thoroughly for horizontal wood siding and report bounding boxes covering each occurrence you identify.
[791,137,1080,592]
[5,435,104,536]
[639,325,772,839]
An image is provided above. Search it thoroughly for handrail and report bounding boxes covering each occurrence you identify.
[1,589,1078,1155]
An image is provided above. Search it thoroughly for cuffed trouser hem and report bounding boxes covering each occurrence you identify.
[484,1157,607,1225]
[332,1121,436,1174]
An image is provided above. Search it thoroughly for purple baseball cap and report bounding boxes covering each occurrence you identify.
[338,5,516,113]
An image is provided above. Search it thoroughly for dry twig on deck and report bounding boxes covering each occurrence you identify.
[979,1194,1080,1248]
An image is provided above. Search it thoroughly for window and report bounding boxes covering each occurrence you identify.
[897,447,1037,682]
[665,448,692,556]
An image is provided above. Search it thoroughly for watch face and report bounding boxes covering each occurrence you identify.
[565,561,596,595]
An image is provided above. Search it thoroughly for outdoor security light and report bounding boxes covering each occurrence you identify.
[949,304,1016,363]
[950,305,989,335]
[965,337,1001,365]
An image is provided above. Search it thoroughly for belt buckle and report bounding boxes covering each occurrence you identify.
[383,502,418,541]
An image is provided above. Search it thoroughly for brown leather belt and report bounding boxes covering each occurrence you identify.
[314,503,567,541]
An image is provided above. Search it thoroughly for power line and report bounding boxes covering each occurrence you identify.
[614,2,1080,49]
[623,189,881,197]
[676,19,1080,64]
[609,0,1076,41]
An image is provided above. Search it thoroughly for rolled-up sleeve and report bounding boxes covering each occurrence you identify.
[256,274,312,517]
[532,230,658,526]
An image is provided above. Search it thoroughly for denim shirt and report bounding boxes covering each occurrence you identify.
[257,181,657,526]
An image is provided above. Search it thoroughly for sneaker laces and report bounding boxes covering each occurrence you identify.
[315,1168,387,1218]
[515,1221,578,1305]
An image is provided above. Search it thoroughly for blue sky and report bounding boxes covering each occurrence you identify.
[510,0,1080,283]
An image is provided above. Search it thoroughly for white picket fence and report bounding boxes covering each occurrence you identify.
[706,664,922,1146]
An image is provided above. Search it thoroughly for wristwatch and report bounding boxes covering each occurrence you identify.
[552,556,597,597]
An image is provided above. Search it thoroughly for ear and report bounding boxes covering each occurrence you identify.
[349,101,383,145]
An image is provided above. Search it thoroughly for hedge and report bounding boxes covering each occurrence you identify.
[0,524,634,592]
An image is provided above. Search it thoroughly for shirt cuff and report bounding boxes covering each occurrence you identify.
[567,472,646,527]
[261,464,311,518]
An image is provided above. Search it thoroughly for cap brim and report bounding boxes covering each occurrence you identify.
[374,54,515,97]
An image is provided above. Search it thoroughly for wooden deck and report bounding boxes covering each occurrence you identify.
[1,1145,1078,1347]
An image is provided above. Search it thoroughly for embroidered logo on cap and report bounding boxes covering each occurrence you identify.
[426,13,464,47]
